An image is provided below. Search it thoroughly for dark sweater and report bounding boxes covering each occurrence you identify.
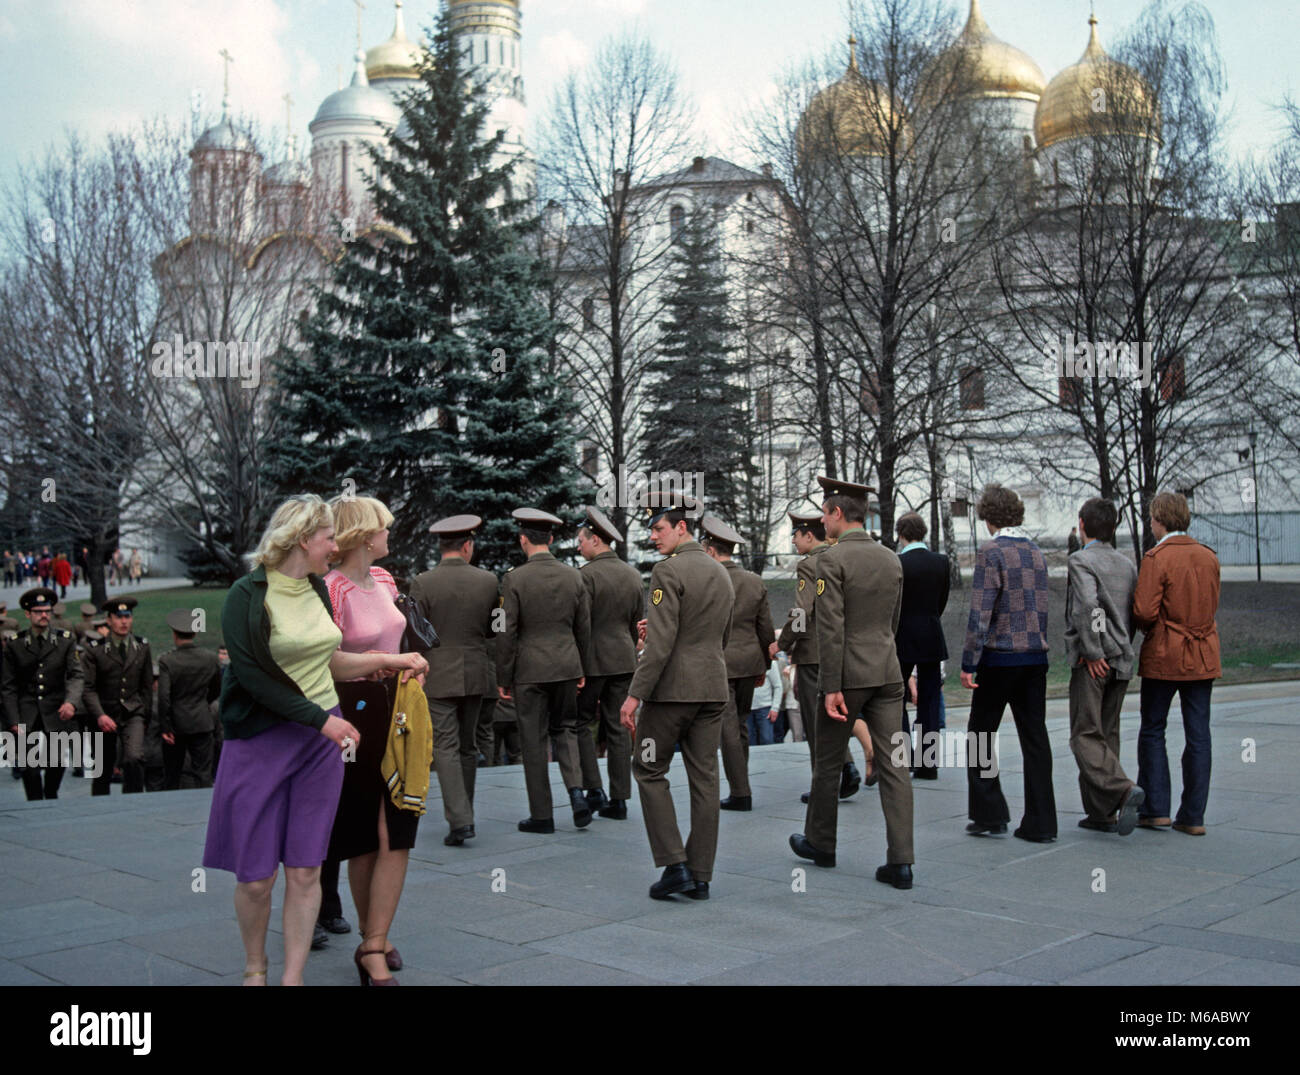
[219,564,336,740]
[961,535,1050,673]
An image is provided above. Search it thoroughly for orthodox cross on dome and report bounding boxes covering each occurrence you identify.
[218,47,235,115]
[847,34,859,73]
[353,0,366,49]
[283,92,295,157]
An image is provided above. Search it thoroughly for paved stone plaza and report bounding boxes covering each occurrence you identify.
[2,681,1297,986]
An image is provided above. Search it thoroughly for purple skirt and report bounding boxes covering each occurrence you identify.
[203,716,344,883]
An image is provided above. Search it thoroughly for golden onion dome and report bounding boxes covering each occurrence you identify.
[1034,15,1160,150]
[798,37,912,162]
[923,0,1046,105]
[366,1,425,82]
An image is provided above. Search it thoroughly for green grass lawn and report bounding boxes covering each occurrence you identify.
[86,586,231,654]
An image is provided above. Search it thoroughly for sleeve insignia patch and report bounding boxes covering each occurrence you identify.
[816,579,825,595]
[652,588,664,606]
[797,578,805,592]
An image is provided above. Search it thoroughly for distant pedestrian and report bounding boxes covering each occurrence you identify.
[3,550,14,587]
[1133,492,1220,836]
[52,554,72,599]
[748,658,781,745]
[1067,528,1080,555]
[129,549,143,585]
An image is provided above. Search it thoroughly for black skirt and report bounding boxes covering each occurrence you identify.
[326,678,419,860]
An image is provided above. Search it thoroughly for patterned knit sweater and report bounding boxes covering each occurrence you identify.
[961,531,1050,673]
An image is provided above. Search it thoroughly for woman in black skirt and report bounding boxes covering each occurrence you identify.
[324,496,426,985]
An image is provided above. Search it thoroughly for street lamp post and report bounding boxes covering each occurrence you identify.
[1249,430,1261,582]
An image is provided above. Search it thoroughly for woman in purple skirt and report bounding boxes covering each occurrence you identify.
[203,495,427,986]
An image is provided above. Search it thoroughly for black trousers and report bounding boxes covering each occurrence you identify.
[163,731,215,789]
[966,665,1056,838]
[19,728,66,800]
[901,660,943,776]
[319,856,343,922]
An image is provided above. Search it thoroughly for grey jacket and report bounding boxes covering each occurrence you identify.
[1064,542,1139,678]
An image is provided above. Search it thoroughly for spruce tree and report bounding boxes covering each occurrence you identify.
[264,5,578,574]
[643,206,753,529]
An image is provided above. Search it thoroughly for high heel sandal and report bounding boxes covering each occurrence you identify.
[359,929,403,971]
[354,944,399,987]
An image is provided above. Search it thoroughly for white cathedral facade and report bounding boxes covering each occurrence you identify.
[134,0,1295,575]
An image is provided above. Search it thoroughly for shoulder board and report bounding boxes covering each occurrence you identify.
[139,636,148,646]
[58,630,71,639]
[88,638,103,647]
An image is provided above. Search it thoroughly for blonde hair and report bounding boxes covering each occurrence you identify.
[329,495,394,556]
[249,495,334,571]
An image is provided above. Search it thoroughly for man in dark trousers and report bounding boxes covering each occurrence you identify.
[574,506,643,820]
[790,477,915,889]
[497,508,592,832]
[83,597,154,796]
[894,512,950,780]
[620,493,734,900]
[1,587,83,800]
[158,607,222,789]
[776,510,860,804]
[702,516,775,812]
[411,514,500,846]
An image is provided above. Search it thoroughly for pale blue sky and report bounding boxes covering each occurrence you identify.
[2,0,1294,177]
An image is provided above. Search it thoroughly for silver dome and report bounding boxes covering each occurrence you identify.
[311,51,401,130]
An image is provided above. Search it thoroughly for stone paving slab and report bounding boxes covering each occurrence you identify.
[1,680,1296,985]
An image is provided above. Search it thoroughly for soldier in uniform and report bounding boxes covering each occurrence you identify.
[620,494,734,900]
[83,596,154,796]
[410,515,500,846]
[72,602,98,644]
[1,588,83,800]
[777,511,861,805]
[701,516,775,812]
[789,477,915,889]
[574,505,643,821]
[497,507,592,833]
[158,607,222,789]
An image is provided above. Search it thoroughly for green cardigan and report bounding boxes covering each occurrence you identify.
[219,564,336,740]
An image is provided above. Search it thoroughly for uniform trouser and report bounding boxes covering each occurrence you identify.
[632,699,725,881]
[795,663,851,776]
[19,728,66,801]
[428,695,482,830]
[91,715,146,796]
[805,683,914,862]
[514,680,582,821]
[718,676,757,797]
[576,673,633,801]
[475,699,495,765]
[1068,664,1133,821]
[319,856,343,922]
[162,731,215,789]
[900,661,943,774]
[966,665,1056,838]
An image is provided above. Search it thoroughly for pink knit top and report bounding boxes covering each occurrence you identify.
[324,566,406,656]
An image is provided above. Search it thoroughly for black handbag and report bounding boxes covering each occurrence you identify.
[394,592,439,652]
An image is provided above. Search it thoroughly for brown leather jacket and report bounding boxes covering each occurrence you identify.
[1132,535,1221,680]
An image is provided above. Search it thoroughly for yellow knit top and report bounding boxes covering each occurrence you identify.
[265,569,342,711]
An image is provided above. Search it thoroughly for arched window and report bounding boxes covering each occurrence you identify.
[958,365,985,410]
[670,204,685,241]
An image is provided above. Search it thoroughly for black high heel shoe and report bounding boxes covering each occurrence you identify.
[354,944,399,987]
